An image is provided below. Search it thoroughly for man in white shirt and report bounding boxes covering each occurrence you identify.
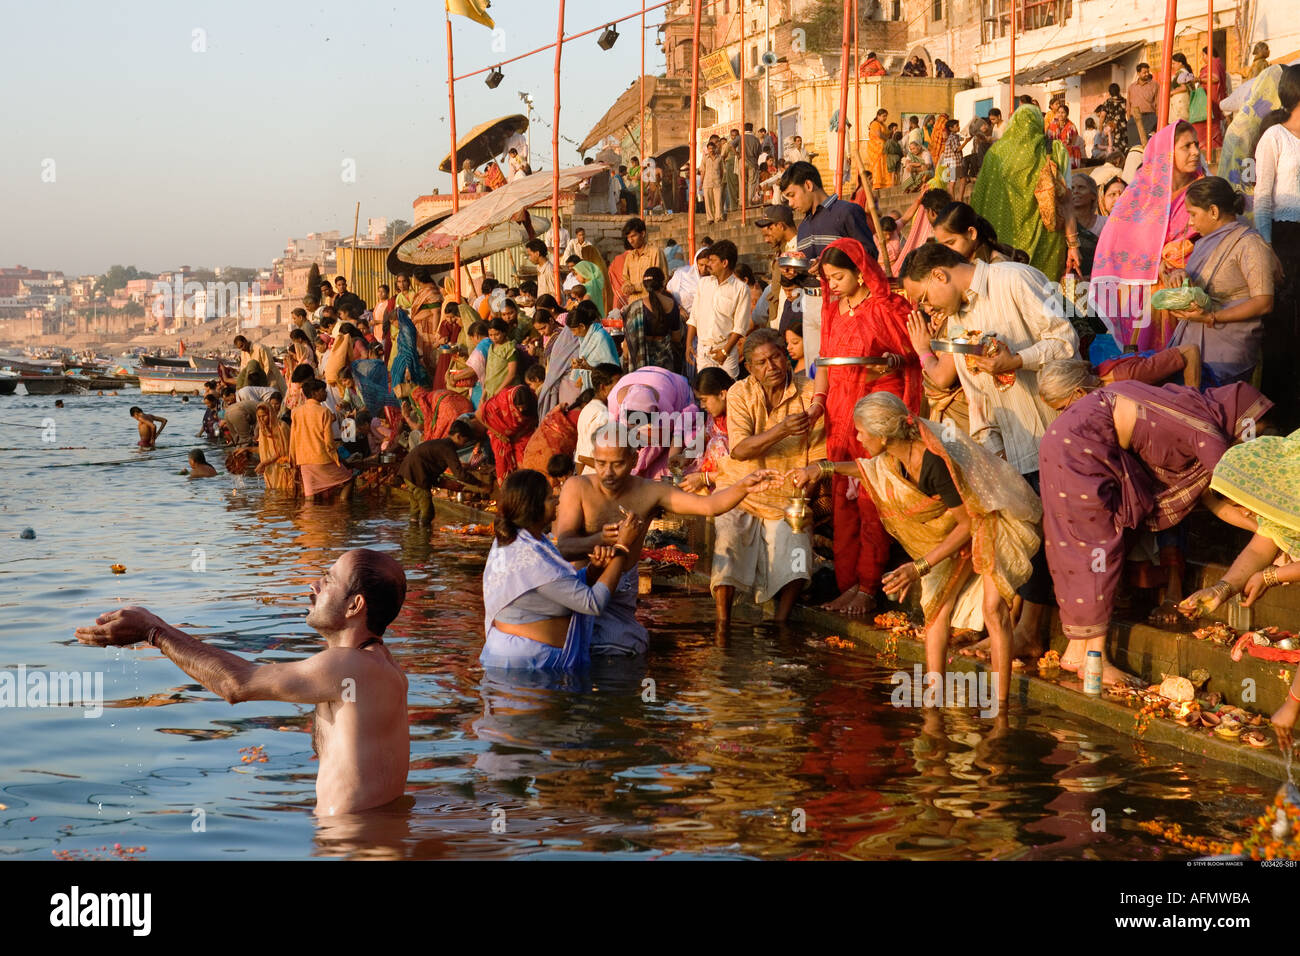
[574,364,624,474]
[562,228,591,263]
[686,239,752,377]
[667,245,710,320]
[544,223,570,260]
[900,241,1079,658]
[525,239,559,303]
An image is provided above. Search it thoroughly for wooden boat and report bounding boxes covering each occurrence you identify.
[19,372,73,395]
[0,371,18,395]
[137,363,230,394]
[138,354,221,370]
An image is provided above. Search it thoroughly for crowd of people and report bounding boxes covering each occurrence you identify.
[173,58,1300,733]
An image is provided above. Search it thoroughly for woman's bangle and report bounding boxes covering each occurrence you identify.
[1264,566,1283,588]
[919,350,936,363]
[1212,579,1237,600]
[914,557,931,577]
[1290,687,1300,704]
[818,459,834,479]
[613,544,631,557]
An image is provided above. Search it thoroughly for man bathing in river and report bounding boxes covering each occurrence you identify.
[554,435,778,653]
[76,549,409,816]
[129,406,167,449]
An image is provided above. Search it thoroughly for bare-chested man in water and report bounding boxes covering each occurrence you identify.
[76,548,409,816]
[555,436,777,655]
[129,406,167,449]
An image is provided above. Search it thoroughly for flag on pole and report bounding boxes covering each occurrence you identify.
[446,0,494,29]
[178,339,186,356]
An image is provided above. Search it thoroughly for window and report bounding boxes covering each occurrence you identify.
[981,0,1071,41]
[932,0,943,20]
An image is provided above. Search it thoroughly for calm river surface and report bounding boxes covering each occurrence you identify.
[0,390,1276,859]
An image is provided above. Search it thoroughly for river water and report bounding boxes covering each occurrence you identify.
[0,389,1277,860]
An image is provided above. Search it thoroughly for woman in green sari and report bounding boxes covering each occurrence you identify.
[1179,430,1300,743]
[572,260,607,318]
[971,104,1082,281]
[481,317,521,402]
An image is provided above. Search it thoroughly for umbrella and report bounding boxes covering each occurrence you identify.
[652,144,689,168]
[421,165,607,249]
[386,210,549,274]
[438,114,530,173]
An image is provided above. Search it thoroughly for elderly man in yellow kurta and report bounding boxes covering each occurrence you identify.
[233,334,287,394]
[712,327,827,626]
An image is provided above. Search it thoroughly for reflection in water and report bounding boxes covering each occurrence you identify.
[0,393,1279,859]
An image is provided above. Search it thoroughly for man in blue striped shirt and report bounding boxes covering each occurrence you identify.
[779,161,878,262]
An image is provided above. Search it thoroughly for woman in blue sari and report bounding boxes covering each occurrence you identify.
[386,309,429,399]
[568,300,620,392]
[481,469,644,671]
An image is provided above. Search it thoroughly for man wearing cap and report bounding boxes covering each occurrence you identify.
[757,204,799,329]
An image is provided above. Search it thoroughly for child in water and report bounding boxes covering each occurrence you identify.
[130,406,167,449]
[187,449,217,479]
[196,394,221,439]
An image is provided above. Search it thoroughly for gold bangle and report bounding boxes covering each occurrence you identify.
[819,459,834,478]
[613,544,631,557]
[1263,566,1281,588]
[914,557,931,577]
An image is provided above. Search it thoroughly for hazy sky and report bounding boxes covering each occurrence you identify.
[0,0,661,276]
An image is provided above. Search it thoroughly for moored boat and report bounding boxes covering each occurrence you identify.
[0,371,18,395]
[137,363,229,394]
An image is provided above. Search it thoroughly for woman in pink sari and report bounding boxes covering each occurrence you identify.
[1090,121,1205,352]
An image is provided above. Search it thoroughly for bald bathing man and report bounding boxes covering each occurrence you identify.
[556,435,778,654]
[76,549,409,816]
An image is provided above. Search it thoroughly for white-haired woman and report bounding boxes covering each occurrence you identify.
[791,391,1042,709]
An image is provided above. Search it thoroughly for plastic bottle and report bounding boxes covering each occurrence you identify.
[1083,650,1103,696]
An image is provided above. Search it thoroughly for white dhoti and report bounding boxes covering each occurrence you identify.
[709,509,810,605]
[590,568,649,656]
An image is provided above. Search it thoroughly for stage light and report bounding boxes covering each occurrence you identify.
[597,25,619,50]
[485,66,504,89]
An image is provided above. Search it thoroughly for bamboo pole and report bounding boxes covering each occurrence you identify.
[852,140,889,275]
[1157,0,1178,127]
[350,201,360,287]
[688,0,703,259]
[553,1,566,296]
[836,0,851,198]
[853,0,860,197]
[740,0,747,224]
[640,0,646,216]
[446,11,463,300]
[1009,0,1017,109]
[1206,0,1215,165]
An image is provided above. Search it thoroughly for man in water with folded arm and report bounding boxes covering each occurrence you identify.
[76,548,409,816]
[555,434,780,654]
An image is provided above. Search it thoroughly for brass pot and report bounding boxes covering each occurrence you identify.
[784,492,812,534]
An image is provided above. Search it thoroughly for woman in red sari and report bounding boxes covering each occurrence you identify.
[806,237,922,615]
[413,385,473,441]
[476,384,539,484]
[431,301,463,390]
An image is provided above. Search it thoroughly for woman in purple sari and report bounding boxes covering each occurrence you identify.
[1090,121,1204,352]
[606,366,701,479]
[1166,177,1279,384]
[1037,366,1270,684]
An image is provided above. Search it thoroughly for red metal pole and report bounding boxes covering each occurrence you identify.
[688,0,702,259]
[853,0,860,195]
[836,0,851,197]
[446,12,462,300]
[740,0,747,224]
[1206,0,1214,164]
[1009,0,1016,109]
[1157,0,1177,128]
[553,0,566,295]
[640,0,646,215]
